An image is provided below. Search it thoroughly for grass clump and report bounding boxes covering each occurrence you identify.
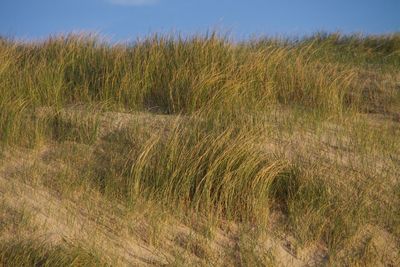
[89,118,297,222]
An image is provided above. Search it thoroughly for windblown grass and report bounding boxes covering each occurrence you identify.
[0,32,399,266]
[1,33,390,114]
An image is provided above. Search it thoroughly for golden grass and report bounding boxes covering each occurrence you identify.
[0,32,399,266]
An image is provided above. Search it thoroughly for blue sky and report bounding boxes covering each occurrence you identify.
[0,0,399,41]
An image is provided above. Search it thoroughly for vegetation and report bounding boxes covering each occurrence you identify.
[0,32,399,266]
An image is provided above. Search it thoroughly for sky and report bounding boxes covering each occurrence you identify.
[0,0,399,41]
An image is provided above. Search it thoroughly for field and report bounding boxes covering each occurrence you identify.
[0,32,399,266]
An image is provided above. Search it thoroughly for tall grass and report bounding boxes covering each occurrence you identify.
[1,32,398,147]
[2,33,390,115]
[91,118,297,222]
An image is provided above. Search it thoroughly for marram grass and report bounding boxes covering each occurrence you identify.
[0,32,399,266]
[2,33,394,114]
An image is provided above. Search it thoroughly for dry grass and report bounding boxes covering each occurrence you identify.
[0,32,399,266]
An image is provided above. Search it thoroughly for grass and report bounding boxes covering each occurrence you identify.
[0,32,399,266]
[0,239,106,267]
